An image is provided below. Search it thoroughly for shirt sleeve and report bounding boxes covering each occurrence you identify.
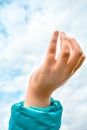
[9,97,63,130]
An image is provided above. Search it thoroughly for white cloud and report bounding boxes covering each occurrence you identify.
[0,0,87,130]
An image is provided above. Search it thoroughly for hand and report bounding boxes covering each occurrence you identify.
[24,31,86,107]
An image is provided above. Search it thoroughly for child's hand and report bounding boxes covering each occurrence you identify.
[24,31,86,107]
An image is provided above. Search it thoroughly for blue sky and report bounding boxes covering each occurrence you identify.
[0,0,87,130]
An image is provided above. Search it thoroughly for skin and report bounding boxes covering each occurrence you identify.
[24,31,86,108]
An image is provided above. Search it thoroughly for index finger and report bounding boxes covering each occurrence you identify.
[45,31,59,64]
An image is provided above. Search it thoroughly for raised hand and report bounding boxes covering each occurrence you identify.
[24,31,85,107]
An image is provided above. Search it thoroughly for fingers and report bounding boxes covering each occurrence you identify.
[56,32,85,75]
[45,31,85,76]
[72,54,86,74]
[67,39,84,74]
[62,34,86,74]
[58,32,70,64]
[45,31,59,64]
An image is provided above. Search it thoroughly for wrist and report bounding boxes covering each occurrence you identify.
[24,86,51,108]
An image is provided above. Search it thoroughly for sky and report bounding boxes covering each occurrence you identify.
[0,0,87,130]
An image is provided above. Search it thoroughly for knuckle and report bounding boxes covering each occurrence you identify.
[76,50,83,57]
[52,38,57,43]
[73,50,83,57]
[71,38,76,42]
[69,38,76,43]
[61,33,66,40]
[82,54,86,60]
[49,47,56,53]
[62,51,70,57]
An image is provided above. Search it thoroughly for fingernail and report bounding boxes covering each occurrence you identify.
[61,32,65,35]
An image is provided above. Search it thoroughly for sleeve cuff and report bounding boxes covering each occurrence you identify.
[9,97,63,130]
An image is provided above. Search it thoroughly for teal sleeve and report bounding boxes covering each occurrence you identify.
[9,97,63,130]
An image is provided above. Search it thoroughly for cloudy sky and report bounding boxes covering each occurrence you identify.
[0,0,87,130]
